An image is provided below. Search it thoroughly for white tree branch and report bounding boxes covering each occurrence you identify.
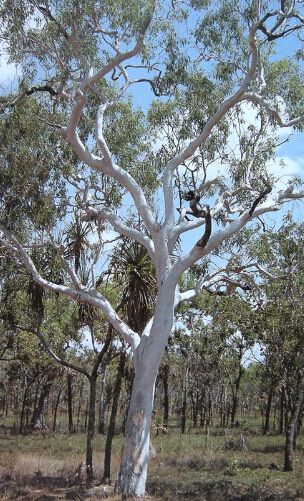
[58,7,157,235]
[241,92,304,128]
[169,184,304,283]
[83,208,155,263]
[0,223,140,349]
[162,20,260,227]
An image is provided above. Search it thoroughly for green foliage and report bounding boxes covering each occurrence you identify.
[265,60,304,130]
[0,98,67,230]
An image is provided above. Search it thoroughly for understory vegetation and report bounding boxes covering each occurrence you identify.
[0,419,304,500]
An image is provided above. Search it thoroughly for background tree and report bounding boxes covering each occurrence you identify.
[1,1,304,496]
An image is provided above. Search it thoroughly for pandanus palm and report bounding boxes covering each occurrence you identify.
[110,239,156,332]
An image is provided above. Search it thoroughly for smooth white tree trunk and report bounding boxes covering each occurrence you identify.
[116,288,175,497]
[116,366,156,497]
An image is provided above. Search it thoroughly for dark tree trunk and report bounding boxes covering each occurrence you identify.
[84,406,88,433]
[53,387,63,433]
[279,387,285,434]
[207,390,212,426]
[98,371,107,434]
[181,364,189,434]
[86,373,98,480]
[263,387,273,435]
[284,375,304,472]
[76,379,84,433]
[31,380,52,428]
[102,352,126,484]
[162,363,169,428]
[191,392,197,428]
[32,383,40,423]
[20,385,29,434]
[231,365,243,426]
[67,372,74,434]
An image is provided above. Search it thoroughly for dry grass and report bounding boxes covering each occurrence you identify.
[0,423,304,500]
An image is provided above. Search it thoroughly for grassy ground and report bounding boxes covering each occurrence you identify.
[0,419,304,500]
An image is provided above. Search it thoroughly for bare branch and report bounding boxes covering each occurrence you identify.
[16,324,90,378]
[242,92,304,128]
[82,208,156,264]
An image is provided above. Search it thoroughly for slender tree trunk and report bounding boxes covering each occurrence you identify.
[32,382,40,424]
[67,372,74,434]
[86,373,98,480]
[84,405,88,432]
[162,363,169,428]
[98,370,107,434]
[279,387,285,434]
[53,387,63,433]
[231,365,243,426]
[263,387,273,435]
[76,379,84,433]
[31,380,52,428]
[102,351,126,484]
[181,363,189,434]
[20,385,29,435]
[191,391,197,428]
[207,390,212,426]
[284,375,304,472]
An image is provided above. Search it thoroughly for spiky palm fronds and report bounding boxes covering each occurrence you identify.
[64,216,93,274]
[110,240,156,332]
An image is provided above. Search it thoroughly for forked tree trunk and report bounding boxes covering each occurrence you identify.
[31,380,52,429]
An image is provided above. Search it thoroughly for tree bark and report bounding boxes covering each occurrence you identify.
[231,364,243,426]
[263,387,273,435]
[86,373,98,480]
[76,378,84,433]
[279,386,285,434]
[116,369,156,497]
[181,364,189,434]
[53,387,63,433]
[31,380,52,429]
[102,351,126,484]
[20,385,29,434]
[67,372,74,434]
[98,371,107,434]
[116,282,175,496]
[284,374,304,472]
[162,363,169,428]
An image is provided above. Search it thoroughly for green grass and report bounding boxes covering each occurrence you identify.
[0,419,304,500]
[147,426,304,500]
